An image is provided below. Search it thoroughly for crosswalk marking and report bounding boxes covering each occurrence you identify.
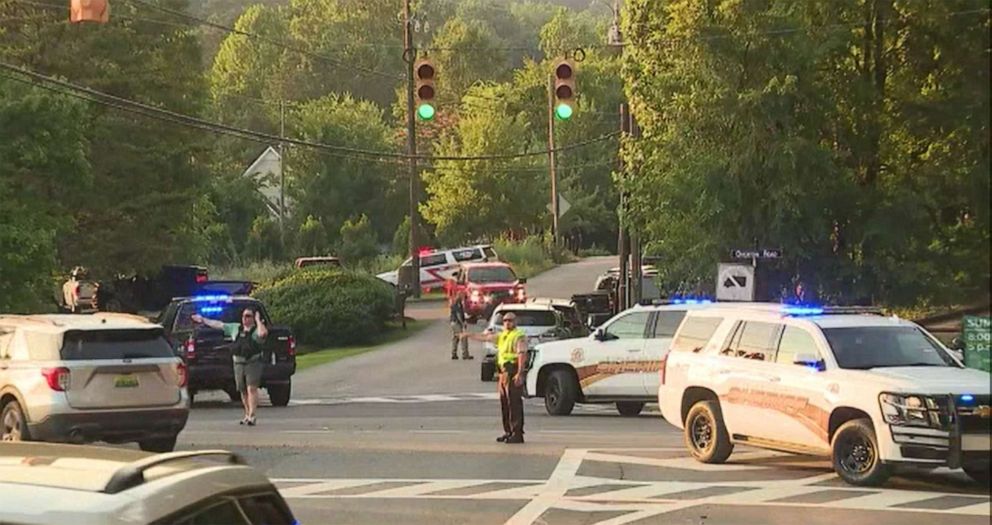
[275,447,991,524]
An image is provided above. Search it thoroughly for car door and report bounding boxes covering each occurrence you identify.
[642,309,687,396]
[714,320,785,440]
[583,311,652,398]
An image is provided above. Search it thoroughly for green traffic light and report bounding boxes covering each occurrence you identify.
[555,103,574,120]
[417,103,436,121]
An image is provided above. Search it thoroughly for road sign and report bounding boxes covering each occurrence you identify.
[716,263,755,302]
[731,248,782,260]
[546,194,571,217]
[963,316,990,372]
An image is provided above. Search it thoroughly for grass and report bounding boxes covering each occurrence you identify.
[294,319,429,371]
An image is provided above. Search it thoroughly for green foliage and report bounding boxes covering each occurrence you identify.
[337,214,379,263]
[494,236,556,279]
[296,215,330,256]
[254,269,394,346]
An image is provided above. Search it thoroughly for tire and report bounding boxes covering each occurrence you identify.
[544,369,578,416]
[480,361,496,382]
[138,435,178,453]
[616,401,645,417]
[268,382,291,407]
[963,464,991,485]
[1,401,31,442]
[684,400,733,464]
[831,418,890,486]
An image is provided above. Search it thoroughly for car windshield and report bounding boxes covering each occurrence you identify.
[469,266,517,283]
[60,329,173,360]
[822,326,957,369]
[175,301,263,331]
[493,311,557,328]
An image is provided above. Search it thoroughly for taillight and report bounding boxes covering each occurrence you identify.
[184,337,196,360]
[659,354,669,385]
[287,336,296,357]
[74,284,81,297]
[42,367,70,391]
[196,273,208,284]
[177,362,188,388]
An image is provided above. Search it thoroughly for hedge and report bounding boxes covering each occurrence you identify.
[254,269,394,347]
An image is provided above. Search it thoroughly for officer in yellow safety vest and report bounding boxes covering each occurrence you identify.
[462,312,527,443]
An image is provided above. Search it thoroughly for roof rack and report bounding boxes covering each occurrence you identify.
[104,450,245,494]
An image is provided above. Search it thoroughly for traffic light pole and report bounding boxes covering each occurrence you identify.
[404,0,420,298]
[547,74,560,246]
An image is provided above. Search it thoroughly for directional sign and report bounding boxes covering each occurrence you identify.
[546,194,572,217]
[731,248,782,260]
[716,263,755,302]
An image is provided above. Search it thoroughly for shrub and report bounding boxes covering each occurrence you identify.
[337,214,379,263]
[254,269,394,347]
[494,235,557,279]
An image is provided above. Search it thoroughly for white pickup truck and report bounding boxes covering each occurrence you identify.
[658,304,991,486]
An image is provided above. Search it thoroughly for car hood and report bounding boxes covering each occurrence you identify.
[470,282,519,291]
[862,366,992,393]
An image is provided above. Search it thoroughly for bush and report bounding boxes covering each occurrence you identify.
[337,214,379,263]
[494,236,556,279]
[254,269,394,347]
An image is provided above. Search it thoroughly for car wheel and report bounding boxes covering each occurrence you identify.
[1,401,31,442]
[616,401,645,417]
[268,382,291,407]
[963,464,991,485]
[684,400,733,464]
[138,435,178,453]
[544,369,577,416]
[831,418,890,486]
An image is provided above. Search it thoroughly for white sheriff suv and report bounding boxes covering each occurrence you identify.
[526,300,714,417]
[658,304,992,486]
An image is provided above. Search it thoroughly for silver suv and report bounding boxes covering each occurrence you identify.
[0,314,189,452]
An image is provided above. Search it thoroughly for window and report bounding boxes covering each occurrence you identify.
[468,266,517,283]
[671,316,723,353]
[174,499,248,525]
[59,329,174,360]
[482,246,497,259]
[452,248,482,262]
[652,311,686,338]
[495,310,558,327]
[238,493,295,525]
[0,331,13,359]
[420,253,447,267]
[175,301,266,331]
[776,326,820,365]
[727,322,783,361]
[604,312,651,340]
[823,326,956,369]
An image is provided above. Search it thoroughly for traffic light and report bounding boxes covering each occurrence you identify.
[553,59,576,120]
[414,58,436,121]
[70,0,110,24]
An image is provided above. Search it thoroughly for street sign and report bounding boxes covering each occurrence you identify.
[716,263,755,302]
[731,248,782,260]
[546,194,572,217]
[963,316,991,372]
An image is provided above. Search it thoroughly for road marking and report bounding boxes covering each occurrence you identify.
[274,447,991,523]
[410,430,467,434]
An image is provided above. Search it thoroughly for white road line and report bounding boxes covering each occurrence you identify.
[506,448,587,525]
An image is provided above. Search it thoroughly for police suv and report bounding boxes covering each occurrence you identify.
[526,301,714,417]
[658,303,992,486]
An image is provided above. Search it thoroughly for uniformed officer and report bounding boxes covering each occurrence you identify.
[463,312,527,443]
[192,308,268,426]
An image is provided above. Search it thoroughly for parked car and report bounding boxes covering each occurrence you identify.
[377,244,498,290]
[0,314,189,452]
[0,442,297,525]
[527,297,589,338]
[157,296,296,406]
[295,256,342,269]
[480,302,574,382]
[446,262,527,323]
[659,303,992,486]
[58,266,99,314]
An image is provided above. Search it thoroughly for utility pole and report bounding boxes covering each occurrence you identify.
[404,0,421,297]
[547,74,559,246]
[279,99,286,249]
[617,103,630,311]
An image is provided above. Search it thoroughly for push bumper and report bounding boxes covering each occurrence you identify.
[188,362,295,391]
[883,400,991,470]
[28,407,188,443]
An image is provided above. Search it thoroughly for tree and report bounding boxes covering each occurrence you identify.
[338,214,379,263]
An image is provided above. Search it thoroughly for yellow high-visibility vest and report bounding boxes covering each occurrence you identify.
[496,328,525,369]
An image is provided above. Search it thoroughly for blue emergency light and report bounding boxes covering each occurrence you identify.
[198,306,225,314]
[192,295,232,303]
[960,394,975,404]
[783,305,825,316]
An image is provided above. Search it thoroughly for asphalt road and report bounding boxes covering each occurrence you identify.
[178,257,991,525]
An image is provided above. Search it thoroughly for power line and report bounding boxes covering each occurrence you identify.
[0,62,618,163]
[120,0,403,81]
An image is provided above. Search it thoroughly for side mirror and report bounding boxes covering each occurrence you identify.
[794,353,825,371]
[594,329,608,342]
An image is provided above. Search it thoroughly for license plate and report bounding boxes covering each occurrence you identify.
[114,374,139,389]
[961,434,991,451]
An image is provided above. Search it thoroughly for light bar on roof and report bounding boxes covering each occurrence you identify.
[192,295,233,302]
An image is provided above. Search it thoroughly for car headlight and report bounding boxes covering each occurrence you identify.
[879,393,940,428]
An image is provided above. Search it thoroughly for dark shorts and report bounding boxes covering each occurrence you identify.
[233,357,264,393]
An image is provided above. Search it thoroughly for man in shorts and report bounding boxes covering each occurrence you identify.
[192,308,268,425]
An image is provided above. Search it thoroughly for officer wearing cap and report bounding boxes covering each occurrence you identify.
[462,312,527,443]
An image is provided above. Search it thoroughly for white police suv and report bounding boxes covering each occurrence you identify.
[658,303,991,486]
[526,300,714,416]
